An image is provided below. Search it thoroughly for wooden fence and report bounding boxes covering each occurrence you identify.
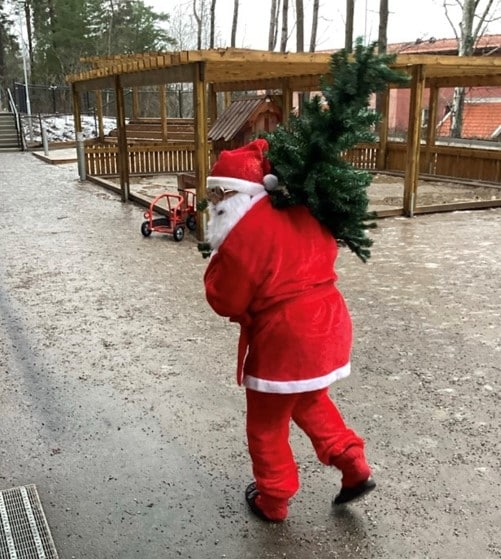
[85,140,500,185]
[85,143,195,176]
[382,142,501,184]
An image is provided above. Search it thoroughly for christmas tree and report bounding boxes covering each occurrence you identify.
[264,39,408,262]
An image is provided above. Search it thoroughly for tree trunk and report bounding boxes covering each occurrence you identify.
[309,0,319,52]
[0,23,4,97]
[209,0,216,48]
[345,0,354,52]
[296,0,304,52]
[447,0,496,137]
[280,0,289,52]
[24,0,34,67]
[268,0,280,51]
[450,87,466,139]
[375,0,389,136]
[230,0,239,47]
[193,0,202,50]
[378,0,388,54]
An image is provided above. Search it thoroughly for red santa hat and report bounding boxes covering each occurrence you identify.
[207,138,278,196]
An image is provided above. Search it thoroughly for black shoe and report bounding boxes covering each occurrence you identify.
[333,477,376,506]
[245,482,283,523]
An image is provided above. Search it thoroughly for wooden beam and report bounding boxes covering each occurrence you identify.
[193,62,209,241]
[393,53,501,68]
[115,76,130,202]
[427,74,501,88]
[414,199,501,214]
[73,76,115,93]
[120,66,196,88]
[212,75,323,93]
[403,65,425,217]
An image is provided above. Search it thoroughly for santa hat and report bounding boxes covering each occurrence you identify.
[207,138,278,196]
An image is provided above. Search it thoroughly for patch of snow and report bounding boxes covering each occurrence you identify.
[22,114,123,144]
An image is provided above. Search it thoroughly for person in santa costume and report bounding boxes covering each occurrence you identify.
[203,138,376,522]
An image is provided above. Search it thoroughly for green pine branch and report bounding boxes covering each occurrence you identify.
[264,39,409,262]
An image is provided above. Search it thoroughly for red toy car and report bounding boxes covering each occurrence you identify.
[140,190,196,242]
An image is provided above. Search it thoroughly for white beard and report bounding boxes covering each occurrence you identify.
[206,192,254,250]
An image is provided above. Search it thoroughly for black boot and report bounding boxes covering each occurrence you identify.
[333,477,376,506]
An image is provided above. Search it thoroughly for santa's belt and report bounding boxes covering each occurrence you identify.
[233,284,335,386]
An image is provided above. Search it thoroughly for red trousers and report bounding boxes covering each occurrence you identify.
[246,387,371,520]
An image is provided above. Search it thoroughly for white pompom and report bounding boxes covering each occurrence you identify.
[263,174,279,191]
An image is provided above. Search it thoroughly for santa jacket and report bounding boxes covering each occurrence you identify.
[204,194,352,394]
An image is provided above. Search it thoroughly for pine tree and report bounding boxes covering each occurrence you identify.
[264,39,408,262]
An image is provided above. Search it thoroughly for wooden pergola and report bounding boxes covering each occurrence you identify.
[67,48,501,235]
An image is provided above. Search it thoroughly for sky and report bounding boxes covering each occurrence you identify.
[145,0,501,51]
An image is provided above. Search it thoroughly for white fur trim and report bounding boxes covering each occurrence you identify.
[207,176,264,196]
[263,174,279,190]
[206,191,268,250]
[242,362,351,394]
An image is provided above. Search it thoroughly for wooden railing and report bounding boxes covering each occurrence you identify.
[343,143,378,169]
[350,141,500,184]
[85,139,500,186]
[85,143,196,176]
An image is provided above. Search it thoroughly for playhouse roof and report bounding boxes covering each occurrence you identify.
[208,97,279,141]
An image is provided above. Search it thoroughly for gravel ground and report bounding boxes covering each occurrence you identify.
[0,152,500,559]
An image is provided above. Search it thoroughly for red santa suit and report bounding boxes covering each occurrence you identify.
[203,139,373,522]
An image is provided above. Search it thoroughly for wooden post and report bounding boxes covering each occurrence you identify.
[132,87,140,120]
[193,62,209,241]
[282,79,293,127]
[160,84,168,142]
[95,90,104,141]
[424,84,439,175]
[403,65,425,217]
[376,87,390,171]
[115,75,130,202]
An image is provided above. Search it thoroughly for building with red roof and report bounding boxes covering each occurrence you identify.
[383,35,501,140]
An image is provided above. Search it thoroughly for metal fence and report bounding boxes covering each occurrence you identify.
[11,82,195,118]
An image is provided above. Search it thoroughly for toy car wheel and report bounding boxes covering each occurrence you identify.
[141,221,152,237]
[186,214,196,231]
[173,225,185,242]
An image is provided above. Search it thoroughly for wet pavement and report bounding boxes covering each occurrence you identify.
[0,151,500,559]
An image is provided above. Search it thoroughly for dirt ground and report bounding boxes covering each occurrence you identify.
[121,170,501,211]
[0,152,500,559]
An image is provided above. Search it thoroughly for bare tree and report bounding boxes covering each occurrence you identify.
[209,0,216,48]
[193,0,204,49]
[268,0,280,50]
[345,0,355,51]
[24,0,34,67]
[280,0,289,52]
[230,0,239,47]
[443,0,500,137]
[309,0,319,52]
[378,0,388,54]
[375,0,389,135]
[296,0,304,52]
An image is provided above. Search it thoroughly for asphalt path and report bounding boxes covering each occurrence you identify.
[0,152,500,558]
